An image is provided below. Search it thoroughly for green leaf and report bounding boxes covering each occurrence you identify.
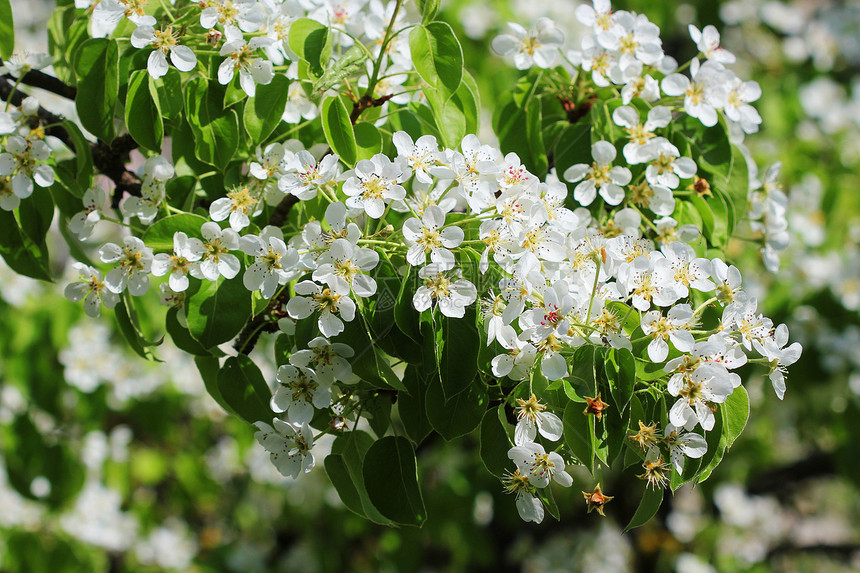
[321,96,356,166]
[0,0,14,59]
[409,22,463,95]
[426,70,479,148]
[439,309,480,397]
[185,272,252,349]
[73,38,119,142]
[425,377,488,440]
[723,385,749,449]
[329,431,393,525]
[217,356,272,423]
[61,120,93,186]
[184,77,240,169]
[114,296,162,361]
[288,18,329,76]
[0,210,51,281]
[398,364,434,444]
[417,0,440,23]
[479,405,512,477]
[150,69,184,120]
[18,190,54,246]
[124,70,163,152]
[605,348,635,413]
[142,213,207,250]
[166,307,210,356]
[563,400,595,473]
[195,355,236,416]
[244,73,289,144]
[362,436,427,526]
[625,486,663,531]
[365,392,393,438]
[354,122,382,162]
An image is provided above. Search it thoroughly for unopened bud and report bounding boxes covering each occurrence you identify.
[206,29,222,46]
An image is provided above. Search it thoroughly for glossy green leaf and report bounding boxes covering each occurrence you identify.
[195,355,236,416]
[425,376,487,440]
[321,95,356,166]
[73,38,119,142]
[563,399,595,473]
[605,348,636,413]
[398,364,434,444]
[114,295,162,361]
[417,0,440,23]
[288,18,328,76]
[625,486,663,531]
[217,356,272,424]
[142,213,207,251]
[439,309,480,397]
[479,405,512,477]
[312,44,368,96]
[244,73,289,143]
[0,0,14,59]
[723,385,750,449]
[362,436,426,526]
[185,271,252,349]
[150,69,184,120]
[125,69,163,152]
[61,120,93,187]
[166,307,210,357]
[354,122,382,162]
[0,210,51,281]
[329,431,393,525]
[184,78,239,169]
[409,22,463,94]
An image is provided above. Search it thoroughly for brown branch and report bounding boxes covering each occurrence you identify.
[2,70,78,100]
[0,75,141,207]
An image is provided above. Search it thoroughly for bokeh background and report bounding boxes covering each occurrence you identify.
[2,0,860,571]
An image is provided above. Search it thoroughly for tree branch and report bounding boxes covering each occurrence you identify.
[0,75,141,207]
[1,70,78,100]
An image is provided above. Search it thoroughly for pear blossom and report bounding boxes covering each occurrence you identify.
[402,205,464,270]
[724,78,763,134]
[254,419,315,479]
[130,25,197,78]
[271,365,330,425]
[753,324,802,400]
[218,28,275,97]
[412,264,477,318]
[661,59,728,127]
[342,154,409,219]
[689,24,735,64]
[69,187,107,240]
[287,279,356,337]
[0,52,52,78]
[612,105,672,164]
[65,263,120,318]
[508,442,573,488]
[662,423,708,474]
[240,226,300,298]
[99,236,154,296]
[667,364,734,431]
[279,150,340,200]
[503,470,543,523]
[200,0,264,33]
[492,18,565,70]
[209,186,262,231]
[641,139,698,190]
[92,0,156,38]
[0,135,54,199]
[514,394,563,446]
[151,232,204,292]
[392,132,445,184]
[562,141,631,206]
[641,304,696,363]
[289,337,354,385]
[312,238,379,298]
[186,223,238,281]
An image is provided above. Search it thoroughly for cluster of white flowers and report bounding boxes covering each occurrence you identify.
[88,0,428,123]
[0,94,55,212]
